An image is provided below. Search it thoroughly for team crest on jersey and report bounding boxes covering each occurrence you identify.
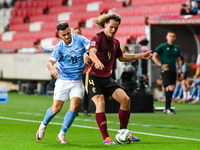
[174,48,177,51]
[92,87,96,93]
[90,41,96,46]
[71,47,74,50]
[167,47,169,50]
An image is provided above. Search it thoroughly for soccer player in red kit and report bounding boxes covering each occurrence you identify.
[83,13,152,145]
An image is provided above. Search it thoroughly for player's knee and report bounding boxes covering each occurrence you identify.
[122,96,130,107]
[70,102,80,112]
[51,106,62,114]
[94,95,105,107]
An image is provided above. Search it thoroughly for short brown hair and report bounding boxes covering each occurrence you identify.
[94,12,121,29]
[56,22,69,31]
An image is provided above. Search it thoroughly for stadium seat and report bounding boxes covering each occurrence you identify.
[12,31,57,41]
[0,39,37,48]
[9,23,30,32]
[1,49,18,53]
[99,1,124,12]
[29,14,58,23]
[41,20,80,31]
[70,11,102,22]
[49,4,87,14]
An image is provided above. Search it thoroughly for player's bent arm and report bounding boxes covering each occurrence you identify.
[83,53,91,64]
[89,48,105,70]
[47,60,61,79]
[152,52,162,67]
[177,56,183,73]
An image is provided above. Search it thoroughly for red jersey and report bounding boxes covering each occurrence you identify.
[83,31,123,77]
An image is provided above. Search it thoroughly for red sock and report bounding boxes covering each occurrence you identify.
[119,109,130,129]
[95,112,109,140]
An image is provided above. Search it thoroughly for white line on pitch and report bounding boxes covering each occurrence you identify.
[0,116,200,142]
[17,112,174,127]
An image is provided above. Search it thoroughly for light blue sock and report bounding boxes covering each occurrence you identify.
[177,85,183,98]
[191,87,197,97]
[172,84,180,98]
[61,110,77,133]
[197,88,200,99]
[43,107,56,126]
[163,92,166,98]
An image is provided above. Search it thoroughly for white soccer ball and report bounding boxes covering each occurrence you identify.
[115,129,132,144]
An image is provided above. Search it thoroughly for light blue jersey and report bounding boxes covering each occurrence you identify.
[49,34,90,80]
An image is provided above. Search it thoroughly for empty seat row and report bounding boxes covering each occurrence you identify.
[49,1,124,14]
[112,4,181,17]
[29,11,102,23]
[0,39,37,48]
[11,7,44,17]
[9,20,80,32]
[12,30,57,41]
[14,0,64,9]
[131,0,187,7]
[71,0,126,6]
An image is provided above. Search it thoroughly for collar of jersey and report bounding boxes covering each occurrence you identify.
[64,35,74,46]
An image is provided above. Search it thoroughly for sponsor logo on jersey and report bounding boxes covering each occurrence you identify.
[174,48,177,51]
[167,47,169,50]
[90,41,96,46]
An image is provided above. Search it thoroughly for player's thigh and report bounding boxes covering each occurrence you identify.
[53,79,70,101]
[112,88,129,104]
[70,97,82,111]
[69,80,85,100]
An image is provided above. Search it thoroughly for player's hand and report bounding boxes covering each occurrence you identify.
[142,51,153,60]
[34,44,42,51]
[161,64,169,71]
[83,53,91,64]
[94,61,105,70]
[51,68,61,79]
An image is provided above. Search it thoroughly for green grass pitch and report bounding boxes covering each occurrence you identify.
[0,92,200,150]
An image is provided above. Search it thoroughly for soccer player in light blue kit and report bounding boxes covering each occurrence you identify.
[36,22,90,144]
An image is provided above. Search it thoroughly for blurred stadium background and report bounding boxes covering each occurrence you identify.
[0,0,199,99]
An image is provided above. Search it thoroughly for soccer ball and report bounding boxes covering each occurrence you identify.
[115,129,132,144]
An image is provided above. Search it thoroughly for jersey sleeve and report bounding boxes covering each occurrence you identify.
[89,33,101,51]
[155,44,163,54]
[79,35,90,52]
[49,43,62,62]
[115,40,123,58]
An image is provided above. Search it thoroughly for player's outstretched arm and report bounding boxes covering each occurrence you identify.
[118,51,152,62]
[47,60,61,79]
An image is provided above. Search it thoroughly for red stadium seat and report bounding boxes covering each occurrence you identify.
[12,31,57,41]
[9,23,30,32]
[99,1,124,12]
[1,49,18,53]
[9,16,25,25]
[29,14,58,23]
[49,4,87,14]
[41,20,80,31]
[70,11,102,22]
[0,39,37,48]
